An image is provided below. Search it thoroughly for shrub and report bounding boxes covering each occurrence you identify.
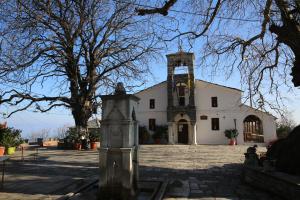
[152,125,168,140]
[0,127,23,148]
[65,129,81,143]
[276,124,293,139]
[89,129,101,142]
[276,118,295,139]
[139,126,150,144]
[224,129,239,139]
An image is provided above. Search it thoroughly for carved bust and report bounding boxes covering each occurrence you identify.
[114,82,126,95]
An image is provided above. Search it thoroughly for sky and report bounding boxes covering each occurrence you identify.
[2,53,300,139]
[1,1,300,138]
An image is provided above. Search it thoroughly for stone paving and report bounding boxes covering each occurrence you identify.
[0,145,284,200]
[0,149,99,200]
[139,145,283,200]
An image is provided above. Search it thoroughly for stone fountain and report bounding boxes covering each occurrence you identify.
[98,83,139,200]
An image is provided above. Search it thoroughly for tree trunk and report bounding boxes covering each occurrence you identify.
[72,105,91,127]
[291,54,300,87]
[269,23,300,87]
[270,0,300,87]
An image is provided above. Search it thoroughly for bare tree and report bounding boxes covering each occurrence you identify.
[136,0,300,114]
[0,1,158,132]
[276,112,296,138]
[55,124,69,139]
[29,128,50,141]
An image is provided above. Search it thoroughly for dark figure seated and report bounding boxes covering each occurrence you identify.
[244,145,260,167]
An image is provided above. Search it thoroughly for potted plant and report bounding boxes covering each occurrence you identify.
[89,129,100,150]
[0,127,23,155]
[0,146,4,156]
[224,129,239,145]
[66,129,82,150]
[73,136,82,150]
[0,127,5,156]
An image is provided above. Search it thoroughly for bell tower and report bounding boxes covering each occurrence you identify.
[167,51,196,120]
[166,51,197,144]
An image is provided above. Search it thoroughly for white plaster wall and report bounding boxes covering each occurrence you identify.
[135,82,168,130]
[135,80,277,145]
[195,80,241,109]
[194,80,276,145]
[194,80,242,144]
[195,107,277,145]
[196,110,240,144]
[136,112,167,128]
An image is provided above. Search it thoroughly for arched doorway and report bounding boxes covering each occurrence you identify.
[178,119,188,144]
[243,115,264,143]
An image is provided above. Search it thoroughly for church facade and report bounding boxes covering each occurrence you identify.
[135,52,277,145]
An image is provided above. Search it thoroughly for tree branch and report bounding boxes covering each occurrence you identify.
[136,0,177,16]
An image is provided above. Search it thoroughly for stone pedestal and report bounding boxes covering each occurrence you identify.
[99,93,139,200]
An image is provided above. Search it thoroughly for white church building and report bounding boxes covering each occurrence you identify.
[135,51,277,145]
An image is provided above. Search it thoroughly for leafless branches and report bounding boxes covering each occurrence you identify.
[136,0,177,16]
[0,0,159,128]
[135,0,300,115]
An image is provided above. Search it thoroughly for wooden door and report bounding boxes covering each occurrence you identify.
[178,123,188,144]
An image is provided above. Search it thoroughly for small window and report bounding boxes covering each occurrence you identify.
[211,97,218,107]
[149,119,156,131]
[150,99,155,109]
[211,118,219,130]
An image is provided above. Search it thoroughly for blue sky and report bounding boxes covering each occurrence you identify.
[1,1,300,138]
[2,50,300,138]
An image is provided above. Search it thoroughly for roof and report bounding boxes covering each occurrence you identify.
[134,79,241,95]
[166,51,195,58]
[135,81,166,94]
[240,104,277,119]
[196,79,242,92]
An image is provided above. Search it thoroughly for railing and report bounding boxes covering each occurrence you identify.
[244,132,264,143]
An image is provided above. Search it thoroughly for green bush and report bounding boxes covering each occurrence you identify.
[65,128,81,143]
[152,125,168,140]
[89,129,101,142]
[0,127,23,148]
[276,124,293,139]
[224,129,239,139]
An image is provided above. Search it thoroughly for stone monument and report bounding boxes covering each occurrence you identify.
[99,83,140,200]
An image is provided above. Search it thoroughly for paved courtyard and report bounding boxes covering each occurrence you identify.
[139,145,282,200]
[0,145,283,199]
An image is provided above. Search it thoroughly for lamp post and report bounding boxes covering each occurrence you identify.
[234,119,237,129]
[234,119,237,145]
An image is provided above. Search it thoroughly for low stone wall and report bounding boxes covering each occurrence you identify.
[43,140,58,147]
[243,166,300,200]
